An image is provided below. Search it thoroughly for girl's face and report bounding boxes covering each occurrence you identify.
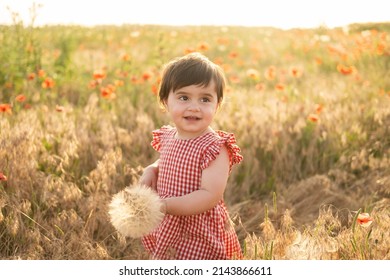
[165,81,219,140]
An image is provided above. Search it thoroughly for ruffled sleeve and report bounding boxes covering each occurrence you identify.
[201,131,243,172]
[151,125,173,152]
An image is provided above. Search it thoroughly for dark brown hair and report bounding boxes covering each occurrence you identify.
[158,52,226,106]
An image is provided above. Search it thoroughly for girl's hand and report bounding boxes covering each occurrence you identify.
[139,160,159,190]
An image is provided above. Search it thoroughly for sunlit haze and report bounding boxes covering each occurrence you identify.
[0,0,389,29]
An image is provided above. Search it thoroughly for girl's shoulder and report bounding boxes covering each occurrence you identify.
[151,125,175,151]
[153,125,176,136]
[211,130,241,152]
[201,130,243,171]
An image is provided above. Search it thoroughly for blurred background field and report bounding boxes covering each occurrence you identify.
[0,5,389,259]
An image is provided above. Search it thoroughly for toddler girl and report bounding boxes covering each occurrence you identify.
[140,52,243,260]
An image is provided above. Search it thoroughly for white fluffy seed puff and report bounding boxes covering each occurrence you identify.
[108,184,164,238]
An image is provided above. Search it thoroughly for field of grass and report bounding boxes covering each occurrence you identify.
[0,10,389,259]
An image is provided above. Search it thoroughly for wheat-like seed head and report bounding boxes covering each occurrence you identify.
[108,184,164,238]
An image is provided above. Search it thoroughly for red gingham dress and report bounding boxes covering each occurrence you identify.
[141,125,243,260]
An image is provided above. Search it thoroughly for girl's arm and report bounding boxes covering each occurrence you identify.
[139,159,159,190]
[161,146,230,215]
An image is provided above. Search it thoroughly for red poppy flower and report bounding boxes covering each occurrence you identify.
[314,57,323,65]
[55,105,65,112]
[38,69,46,77]
[217,37,229,46]
[229,75,240,84]
[228,51,239,59]
[121,53,131,61]
[376,42,385,55]
[357,213,373,227]
[246,68,259,80]
[42,77,55,89]
[184,47,196,54]
[315,104,323,114]
[197,42,209,51]
[101,84,116,99]
[275,84,285,92]
[290,67,303,78]
[93,70,106,80]
[88,80,98,89]
[151,84,159,95]
[0,104,12,114]
[337,64,356,75]
[142,71,153,81]
[308,113,319,122]
[0,172,7,181]
[27,72,36,80]
[114,80,124,87]
[130,75,139,84]
[15,94,26,102]
[255,83,265,92]
[264,66,277,81]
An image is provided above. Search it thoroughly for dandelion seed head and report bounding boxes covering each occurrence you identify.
[108,184,164,238]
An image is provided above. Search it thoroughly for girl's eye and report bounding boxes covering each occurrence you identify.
[201,97,210,103]
[179,96,188,101]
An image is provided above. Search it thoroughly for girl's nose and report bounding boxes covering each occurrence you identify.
[187,101,200,112]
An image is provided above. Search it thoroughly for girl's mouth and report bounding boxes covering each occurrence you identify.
[184,116,200,120]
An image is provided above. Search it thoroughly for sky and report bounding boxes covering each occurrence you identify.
[0,0,389,29]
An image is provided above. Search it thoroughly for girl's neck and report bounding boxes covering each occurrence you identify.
[174,127,214,140]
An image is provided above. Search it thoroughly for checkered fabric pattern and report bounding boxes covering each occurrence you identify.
[141,125,243,260]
